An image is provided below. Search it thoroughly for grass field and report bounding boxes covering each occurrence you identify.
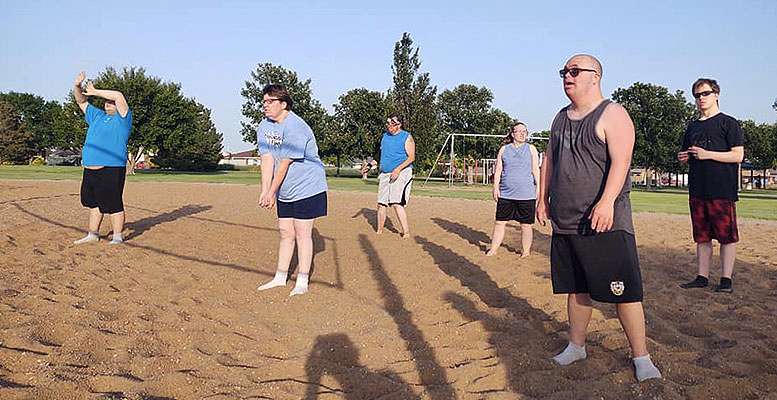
[2,165,776,220]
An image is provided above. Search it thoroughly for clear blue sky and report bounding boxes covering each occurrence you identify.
[2,0,776,151]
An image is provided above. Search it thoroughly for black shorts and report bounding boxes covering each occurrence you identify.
[80,167,126,214]
[277,191,327,220]
[550,230,643,303]
[496,198,536,224]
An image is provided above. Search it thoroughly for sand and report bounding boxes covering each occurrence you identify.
[1,180,776,399]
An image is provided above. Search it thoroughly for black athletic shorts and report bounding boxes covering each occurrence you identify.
[80,167,126,214]
[496,198,536,224]
[550,230,643,303]
[277,191,327,220]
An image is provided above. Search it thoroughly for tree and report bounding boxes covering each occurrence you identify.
[437,84,514,160]
[71,66,223,171]
[0,101,36,164]
[328,88,387,175]
[612,82,695,189]
[741,120,777,188]
[387,33,438,170]
[241,63,329,146]
[0,92,65,156]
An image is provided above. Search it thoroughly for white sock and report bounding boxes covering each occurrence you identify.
[110,232,123,244]
[74,231,99,245]
[552,341,587,366]
[257,270,288,291]
[289,273,309,296]
[633,354,662,381]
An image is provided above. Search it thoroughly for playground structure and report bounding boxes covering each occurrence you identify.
[424,132,548,187]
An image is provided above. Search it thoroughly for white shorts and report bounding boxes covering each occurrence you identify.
[378,168,413,206]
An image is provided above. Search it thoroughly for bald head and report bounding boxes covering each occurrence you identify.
[567,54,603,77]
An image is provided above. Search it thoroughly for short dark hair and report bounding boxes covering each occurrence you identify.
[692,78,720,95]
[262,84,293,111]
[387,113,403,126]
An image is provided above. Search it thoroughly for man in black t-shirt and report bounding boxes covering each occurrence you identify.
[677,78,744,293]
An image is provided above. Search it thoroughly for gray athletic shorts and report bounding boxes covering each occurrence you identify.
[377,168,413,206]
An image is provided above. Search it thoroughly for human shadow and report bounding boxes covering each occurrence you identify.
[358,234,456,399]
[12,204,341,289]
[303,333,420,399]
[0,193,79,205]
[126,204,343,289]
[124,204,212,240]
[352,208,398,234]
[287,227,327,281]
[431,217,520,254]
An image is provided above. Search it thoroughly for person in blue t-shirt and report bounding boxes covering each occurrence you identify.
[367,115,415,238]
[72,71,132,246]
[255,84,328,296]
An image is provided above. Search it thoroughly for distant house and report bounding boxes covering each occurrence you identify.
[220,149,261,167]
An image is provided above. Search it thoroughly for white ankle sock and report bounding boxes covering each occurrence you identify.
[257,270,288,291]
[553,341,587,366]
[633,354,662,381]
[74,232,99,245]
[110,232,123,244]
[290,273,309,296]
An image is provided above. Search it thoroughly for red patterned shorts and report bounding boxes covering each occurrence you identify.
[689,197,739,244]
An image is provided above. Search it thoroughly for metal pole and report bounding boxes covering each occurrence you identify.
[423,134,451,187]
[449,134,455,187]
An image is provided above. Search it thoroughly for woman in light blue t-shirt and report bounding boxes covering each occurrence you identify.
[255,84,328,296]
[487,122,540,257]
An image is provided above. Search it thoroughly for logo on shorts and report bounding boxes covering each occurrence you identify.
[610,281,625,296]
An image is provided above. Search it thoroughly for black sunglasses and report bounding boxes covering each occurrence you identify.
[559,67,598,78]
[693,90,715,99]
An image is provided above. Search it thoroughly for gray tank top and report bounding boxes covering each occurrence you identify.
[499,143,536,200]
[548,100,634,235]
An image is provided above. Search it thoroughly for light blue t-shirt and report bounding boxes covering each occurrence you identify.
[379,130,412,173]
[82,104,132,167]
[257,111,328,202]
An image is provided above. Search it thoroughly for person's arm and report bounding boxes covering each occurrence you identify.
[84,82,130,117]
[390,135,416,182]
[263,159,294,209]
[259,153,274,207]
[688,146,744,163]
[529,145,540,199]
[492,146,505,201]
[73,72,88,113]
[590,104,635,232]
[536,138,553,226]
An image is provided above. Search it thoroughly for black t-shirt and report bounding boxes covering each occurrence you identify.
[681,113,744,201]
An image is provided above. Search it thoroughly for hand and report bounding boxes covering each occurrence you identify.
[390,168,400,182]
[259,190,276,209]
[589,199,615,232]
[688,146,710,160]
[492,188,500,202]
[84,81,98,96]
[536,199,549,226]
[74,71,86,87]
[677,151,690,163]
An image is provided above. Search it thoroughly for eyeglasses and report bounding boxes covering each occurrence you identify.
[559,67,598,78]
[262,98,282,105]
[693,90,715,99]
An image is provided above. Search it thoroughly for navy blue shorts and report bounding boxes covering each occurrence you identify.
[277,191,327,220]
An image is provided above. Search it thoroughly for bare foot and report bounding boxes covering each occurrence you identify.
[486,248,497,256]
[376,229,383,235]
[401,232,410,239]
[520,252,531,258]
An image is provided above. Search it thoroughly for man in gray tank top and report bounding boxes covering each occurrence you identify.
[536,54,661,382]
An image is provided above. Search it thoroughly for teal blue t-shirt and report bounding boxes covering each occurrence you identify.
[257,111,328,202]
[379,130,412,173]
[82,104,132,167]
